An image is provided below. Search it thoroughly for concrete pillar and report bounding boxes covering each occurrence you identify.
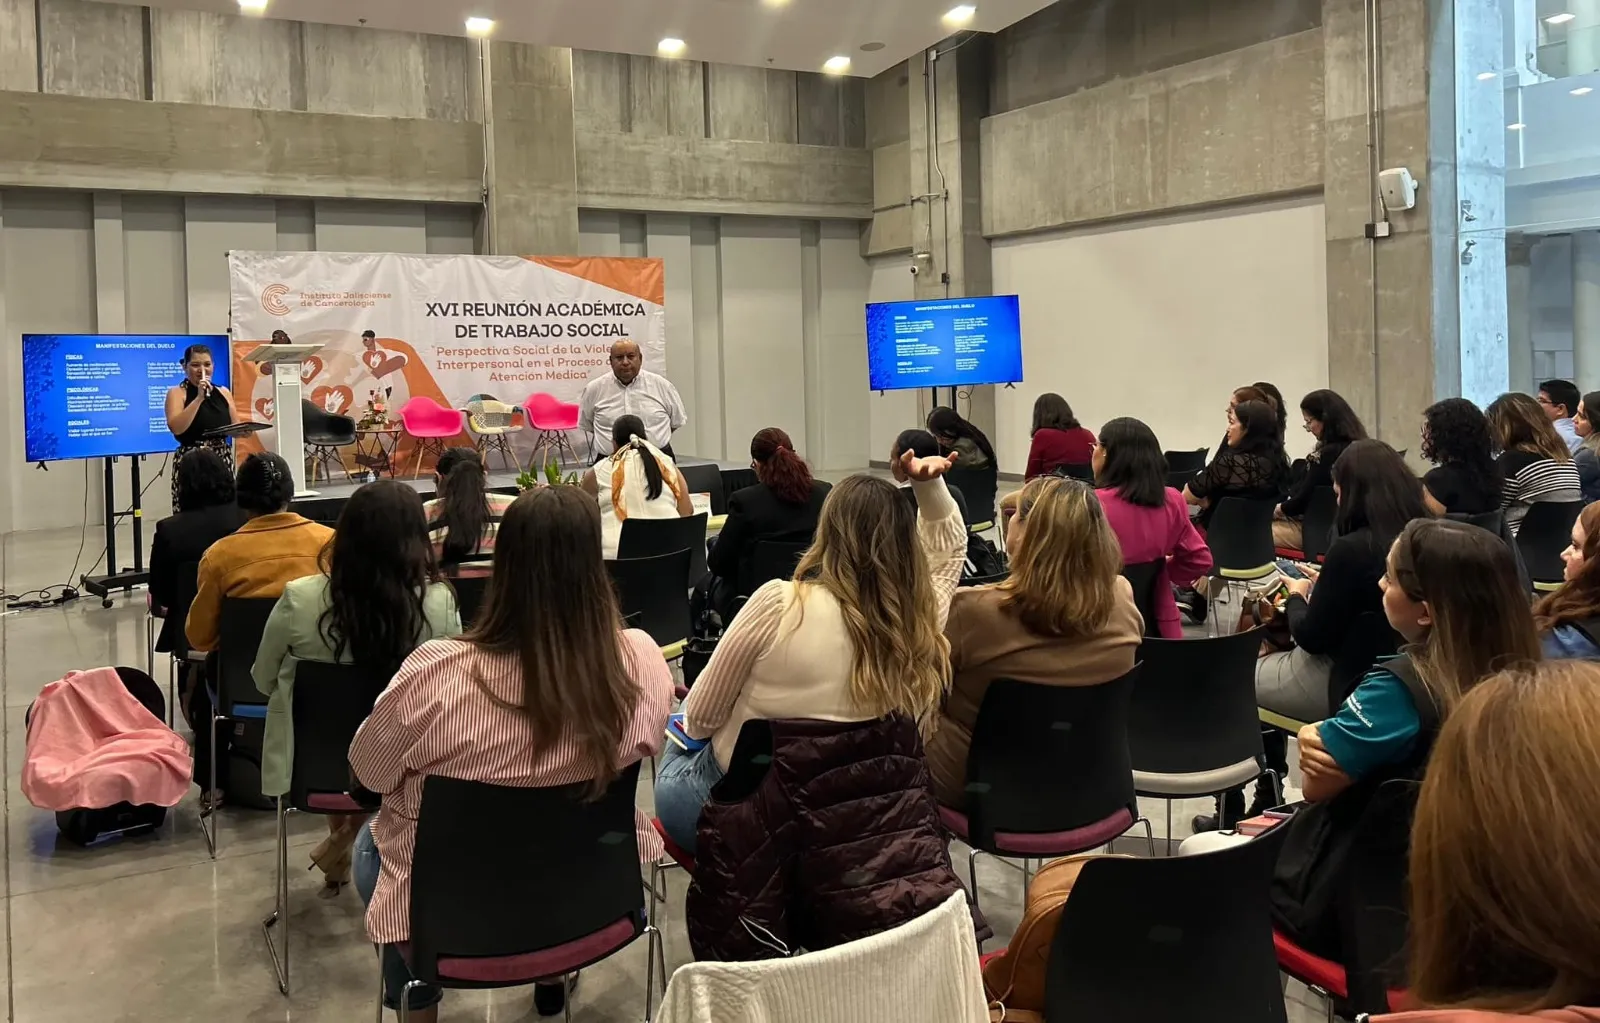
[1574,231,1600,389]
[907,39,997,448]
[483,40,580,256]
[1507,234,1536,395]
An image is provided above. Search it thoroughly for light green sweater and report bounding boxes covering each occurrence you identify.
[251,574,462,797]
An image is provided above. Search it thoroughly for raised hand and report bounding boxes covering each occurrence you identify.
[899,448,958,482]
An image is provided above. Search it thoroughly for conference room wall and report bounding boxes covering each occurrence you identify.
[866,255,922,463]
[990,196,1330,476]
[0,189,480,541]
[577,210,873,471]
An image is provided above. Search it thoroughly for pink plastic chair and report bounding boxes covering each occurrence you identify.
[522,392,582,470]
[399,396,467,478]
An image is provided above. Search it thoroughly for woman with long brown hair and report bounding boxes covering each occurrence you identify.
[349,487,673,1021]
[1532,502,1600,660]
[1377,661,1600,1022]
[1485,392,1581,535]
[656,448,964,853]
[926,476,1143,807]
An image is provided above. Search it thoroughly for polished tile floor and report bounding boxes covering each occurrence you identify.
[0,524,1330,1022]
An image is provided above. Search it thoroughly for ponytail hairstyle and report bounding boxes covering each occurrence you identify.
[750,427,813,505]
[236,452,294,515]
[611,414,663,500]
[434,447,491,562]
[927,406,998,464]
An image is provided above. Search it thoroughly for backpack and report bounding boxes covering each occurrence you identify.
[963,533,1008,583]
[981,855,1119,1022]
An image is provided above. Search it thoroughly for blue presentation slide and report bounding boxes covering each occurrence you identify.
[23,334,231,462]
[865,295,1023,391]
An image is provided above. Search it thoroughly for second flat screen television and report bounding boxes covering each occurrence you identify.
[866,295,1022,391]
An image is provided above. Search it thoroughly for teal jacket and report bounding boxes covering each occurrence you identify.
[251,574,462,797]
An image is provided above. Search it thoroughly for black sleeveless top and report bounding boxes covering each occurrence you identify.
[175,380,232,446]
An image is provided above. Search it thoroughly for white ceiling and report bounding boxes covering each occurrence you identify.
[107,0,1055,77]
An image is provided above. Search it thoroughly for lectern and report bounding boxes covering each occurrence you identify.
[245,343,324,497]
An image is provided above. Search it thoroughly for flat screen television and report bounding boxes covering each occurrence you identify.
[865,295,1023,391]
[22,334,232,462]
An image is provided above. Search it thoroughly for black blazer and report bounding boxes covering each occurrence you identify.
[709,481,832,596]
[149,503,249,651]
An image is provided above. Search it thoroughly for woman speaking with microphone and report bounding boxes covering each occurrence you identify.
[165,343,240,511]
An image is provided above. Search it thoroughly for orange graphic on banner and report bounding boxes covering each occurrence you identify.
[527,256,665,307]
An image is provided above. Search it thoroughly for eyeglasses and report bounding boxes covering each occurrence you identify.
[1536,395,1555,407]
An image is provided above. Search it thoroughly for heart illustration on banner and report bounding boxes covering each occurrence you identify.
[255,397,275,421]
[312,385,354,416]
[300,356,325,384]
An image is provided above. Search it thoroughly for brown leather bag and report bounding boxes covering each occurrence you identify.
[982,855,1107,1023]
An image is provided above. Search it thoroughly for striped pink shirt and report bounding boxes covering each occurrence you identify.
[349,628,673,945]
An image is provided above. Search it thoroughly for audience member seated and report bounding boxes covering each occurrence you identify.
[1254,380,1290,440]
[1533,503,1600,660]
[703,427,830,619]
[252,480,461,896]
[1573,391,1600,503]
[1486,392,1581,535]
[581,414,693,560]
[1420,398,1503,516]
[1092,416,1212,637]
[928,406,996,470]
[925,475,1143,808]
[148,448,247,715]
[350,487,672,1023]
[892,430,970,522]
[654,451,964,853]
[1373,661,1600,1023]
[1184,398,1290,530]
[184,453,333,802]
[1186,518,1541,965]
[423,447,514,565]
[1275,389,1368,550]
[1024,392,1096,478]
[1538,378,1584,455]
[1209,385,1281,464]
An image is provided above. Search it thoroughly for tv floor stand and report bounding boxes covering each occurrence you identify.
[82,455,147,608]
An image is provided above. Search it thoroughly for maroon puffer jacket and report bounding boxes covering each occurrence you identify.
[686,715,990,961]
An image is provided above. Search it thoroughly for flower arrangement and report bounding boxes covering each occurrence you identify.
[357,390,390,430]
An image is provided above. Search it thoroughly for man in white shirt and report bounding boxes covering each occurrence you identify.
[578,340,688,459]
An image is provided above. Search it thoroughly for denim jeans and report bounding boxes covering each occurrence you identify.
[653,742,725,855]
[354,824,443,1011]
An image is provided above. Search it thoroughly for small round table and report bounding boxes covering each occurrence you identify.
[354,426,403,478]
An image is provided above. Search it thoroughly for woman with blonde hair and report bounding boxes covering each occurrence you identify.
[655,448,964,853]
[1532,501,1600,659]
[1485,392,1581,535]
[1375,661,1600,1022]
[926,476,1143,808]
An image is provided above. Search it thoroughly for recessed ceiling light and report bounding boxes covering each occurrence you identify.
[1546,12,1577,23]
[944,4,977,25]
[238,0,268,12]
[464,16,495,35]
[1477,70,1499,80]
[658,37,687,56]
[860,41,887,52]
[1508,122,1527,130]
[823,56,851,74]
[761,0,790,6]
[1574,86,1595,95]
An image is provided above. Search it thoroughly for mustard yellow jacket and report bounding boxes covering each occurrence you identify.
[185,512,334,652]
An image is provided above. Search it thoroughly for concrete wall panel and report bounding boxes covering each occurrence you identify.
[149,9,300,110]
[0,0,39,93]
[765,69,799,144]
[39,0,146,101]
[706,63,769,142]
[574,49,631,134]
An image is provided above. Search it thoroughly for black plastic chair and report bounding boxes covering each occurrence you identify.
[398,764,662,1023]
[1167,468,1201,492]
[1516,499,1583,592]
[608,549,693,657]
[1205,498,1279,623]
[301,399,357,484]
[1120,559,1165,638]
[945,465,999,528]
[1046,819,1291,1022]
[262,661,389,994]
[153,559,201,725]
[960,571,1010,587]
[1450,508,1532,594]
[1326,612,1401,713]
[678,463,727,515]
[618,513,710,588]
[1298,486,1339,563]
[1053,463,1095,482]
[742,539,810,597]
[446,571,491,630]
[940,670,1150,912]
[1164,448,1208,474]
[1129,629,1272,851]
[289,495,347,528]
[200,596,279,857]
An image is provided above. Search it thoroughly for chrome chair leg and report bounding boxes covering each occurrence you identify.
[644,923,666,1023]
[373,945,386,1023]
[966,847,982,912]
[399,978,425,1023]
[200,709,220,858]
[262,798,290,994]
[1136,815,1156,856]
[1165,799,1175,856]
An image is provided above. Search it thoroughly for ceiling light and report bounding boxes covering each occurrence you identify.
[1546,12,1577,23]
[658,37,687,56]
[823,56,851,74]
[1477,70,1499,80]
[761,0,790,6]
[944,4,977,25]
[464,16,495,35]
[1508,122,1526,130]
[1574,86,1595,95]
[238,0,268,12]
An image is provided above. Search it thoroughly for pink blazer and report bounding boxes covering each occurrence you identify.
[1096,487,1212,639]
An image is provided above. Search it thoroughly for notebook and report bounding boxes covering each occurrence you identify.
[666,712,708,753]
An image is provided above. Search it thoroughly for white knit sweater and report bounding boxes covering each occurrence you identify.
[656,890,989,1023]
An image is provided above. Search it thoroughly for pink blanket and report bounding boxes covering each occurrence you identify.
[22,667,192,811]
